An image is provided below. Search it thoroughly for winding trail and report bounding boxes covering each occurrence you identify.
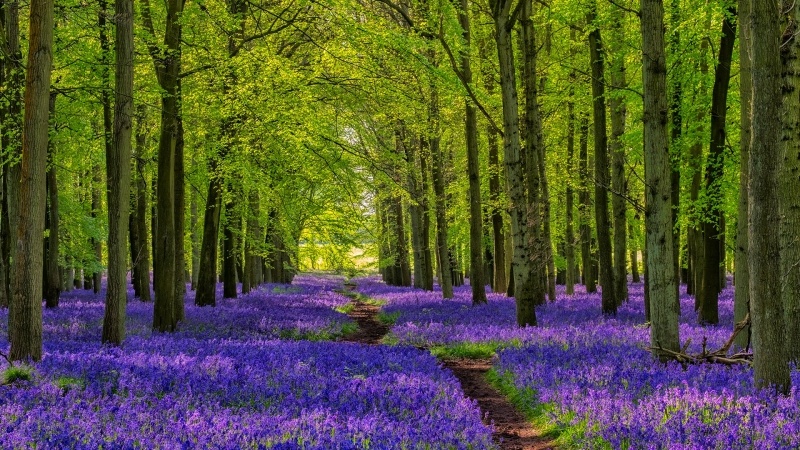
[338,283,556,450]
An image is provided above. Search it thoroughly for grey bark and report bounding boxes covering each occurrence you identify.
[641,0,680,358]
[9,0,54,361]
[103,0,133,345]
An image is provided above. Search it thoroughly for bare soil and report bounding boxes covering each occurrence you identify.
[340,285,557,450]
[442,358,557,450]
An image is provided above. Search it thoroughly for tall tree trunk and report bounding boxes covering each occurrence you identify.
[429,83,454,298]
[669,0,682,301]
[698,10,736,325]
[457,0,486,304]
[485,84,507,294]
[578,115,595,292]
[565,78,576,296]
[223,197,238,299]
[142,0,183,332]
[43,93,60,309]
[491,0,537,325]
[588,4,615,314]
[1,0,23,311]
[134,111,151,302]
[243,190,260,294]
[173,107,186,320]
[780,0,800,363]
[520,0,546,307]
[195,165,222,307]
[102,0,133,345]
[190,182,200,290]
[630,220,640,282]
[610,6,628,305]
[749,0,790,393]
[9,0,54,361]
[406,132,432,290]
[96,0,112,295]
[391,194,412,286]
[419,140,434,290]
[734,0,751,349]
[641,0,680,358]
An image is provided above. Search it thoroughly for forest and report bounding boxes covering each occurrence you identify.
[1,0,800,447]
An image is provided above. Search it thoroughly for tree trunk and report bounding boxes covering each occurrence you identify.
[492,0,536,325]
[195,167,222,307]
[780,0,800,363]
[610,6,628,305]
[1,0,23,311]
[698,10,736,325]
[223,197,238,299]
[142,0,182,331]
[487,95,507,294]
[520,0,546,307]
[749,0,790,393]
[565,79,576,296]
[734,0,751,349]
[578,115,595,292]
[669,0,682,303]
[641,0,680,358]
[630,221,640,283]
[190,181,200,290]
[9,0,54,361]
[429,83,454,298]
[588,4,615,314]
[43,93,60,309]
[102,0,133,345]
[173,109,186,321]
[457,0,486,304]
[134,111,151,302]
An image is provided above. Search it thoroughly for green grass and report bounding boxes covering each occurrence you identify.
[277,322,360,342]
[429,339,523,360]
[2,365,33,385]
[486,368,582,447]
[377,311,401,326]
[54,376,85,391]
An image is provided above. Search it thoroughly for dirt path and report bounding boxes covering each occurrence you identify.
[442,358,556,450]
[339,285,556,450]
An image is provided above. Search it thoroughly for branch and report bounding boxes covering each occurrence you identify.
[608,0,640,17]
[436,26,504,137]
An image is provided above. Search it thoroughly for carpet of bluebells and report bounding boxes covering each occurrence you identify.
[0,274,494,449]
[356,277,800,449]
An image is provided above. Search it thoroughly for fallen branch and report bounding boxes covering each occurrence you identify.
[647,314,752,366]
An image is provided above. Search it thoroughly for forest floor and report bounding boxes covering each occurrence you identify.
[340,285,555,450]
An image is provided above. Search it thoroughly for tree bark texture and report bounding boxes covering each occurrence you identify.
[749,0,790,393]
[588,5,615,314]
[734,0,751,349]
[780,0,800,363]
[491,0,536,325]
[103,0,133,345]
[43,93,60,309]
[641,0,680,358]
[698,10,736,325]
[610,7,628,305]
[9,0,54,361]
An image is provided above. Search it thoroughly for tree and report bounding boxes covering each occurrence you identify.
[641,0,679,358]
[733,0,751,349]
[749,0,790,393]
[780,0,800,362]
[102,0,134,345]
[43,93,61,308]
[142,0,184,331]
[456,0,487,305]
[609,2,628,305]
[587,2,615,314]
[9,0,55,361]
[489,0,537,326]
[698,7,736,325]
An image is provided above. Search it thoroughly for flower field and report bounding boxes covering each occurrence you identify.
[357,277,800,449]
[0,275,494,449]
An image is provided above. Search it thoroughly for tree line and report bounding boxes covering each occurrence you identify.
[0,0,797,394]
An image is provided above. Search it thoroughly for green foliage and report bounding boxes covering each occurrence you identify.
[2,365,34,385]
[54,376,86,391]
[429,340,522,360]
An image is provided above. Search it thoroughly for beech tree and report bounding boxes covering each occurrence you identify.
[9,0,55,361]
